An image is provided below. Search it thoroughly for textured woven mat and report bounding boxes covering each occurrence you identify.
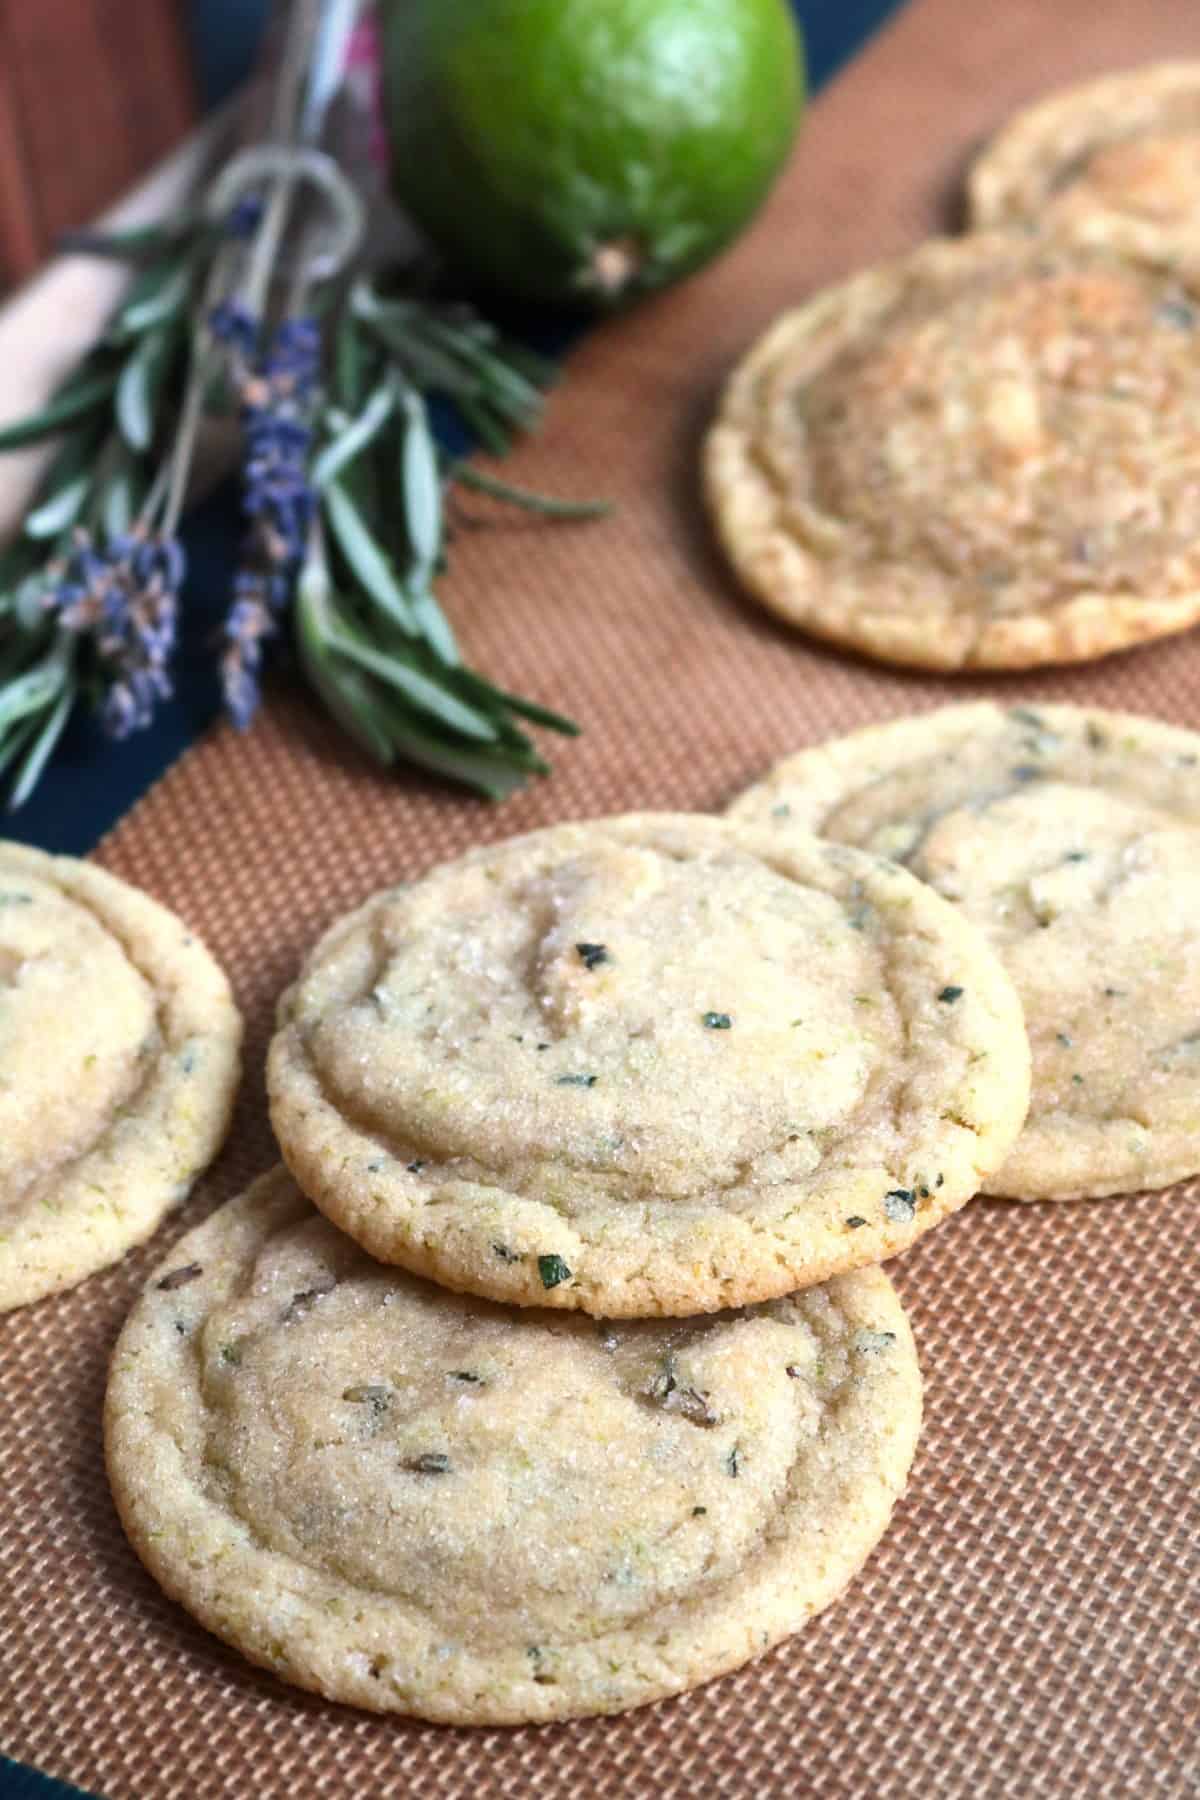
[3,0,1199,1793]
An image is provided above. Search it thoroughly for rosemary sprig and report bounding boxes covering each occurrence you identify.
[291,303,588,799]
[453,462,611,520]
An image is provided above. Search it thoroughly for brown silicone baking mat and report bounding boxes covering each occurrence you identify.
[3,0,1199,1792]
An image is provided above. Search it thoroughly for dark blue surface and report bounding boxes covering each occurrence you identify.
[0,1759,95,1800]
[801,0,903,86]
[10,0,905,860]
[184,0,271,108]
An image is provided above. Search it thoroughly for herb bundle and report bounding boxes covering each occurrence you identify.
[0,5,605,808]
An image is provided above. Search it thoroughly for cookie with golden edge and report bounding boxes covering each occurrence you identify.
[730,702,1200,1201]
[268,813,1029,1316]
[0,843,241,1312]
[704,235,1200,670]
[968,63,1200,274]
[105,1168,922,1725]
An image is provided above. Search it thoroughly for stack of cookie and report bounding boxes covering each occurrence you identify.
[705,63,1200,675]
[42,691,1200,1729]
[104,813,1032,1725]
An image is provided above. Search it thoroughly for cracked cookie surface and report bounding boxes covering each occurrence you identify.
[0,843,241,1311]
[268,814,1028,1315]
[731,703,1200,1200]
[704,235,1200,670]
[105,1168,922,1725]
[968,63,1200,275]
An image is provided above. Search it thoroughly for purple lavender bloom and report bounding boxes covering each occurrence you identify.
[101,663,173,740]
[208,300,258,360]
[238,318,319,556]
[217,314,321,730]
[219,573,277,731]
[222,663,260,733]
[225,193,264,240]
[47,530,183,739]
[266,318,321,381]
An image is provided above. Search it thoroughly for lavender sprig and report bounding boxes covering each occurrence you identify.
[0,232,199,802]
[212,308,319,728]
[47,530,183,737]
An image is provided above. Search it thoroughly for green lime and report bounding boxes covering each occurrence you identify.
[381,0,805,307]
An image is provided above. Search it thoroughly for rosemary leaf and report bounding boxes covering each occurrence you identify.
[116,327,175,453]
[450,393,511,457]
[400,389,442,573]
[363,313,475,396]
[474,724,551,775]
[335,310,365,410]
[402,339,492,406]
[324,629,499,741]
[308,654,396,765]
[454,668,579,736]
[491,340,560,390]
[294,563,395,765]
[20,416,106,540]
[465,353,546,421]
[440,674,537,746]
[101,462,143,539]
[24,473,93,540]
[297,545,527,792]
[409,589,459,667]
[312,382,396,491]
[13,573,51,633]
[333,388,384,533]
[108,262,193,342]
[421,312,559,395]
[0,656,67,733]
[453,463,611,520]
[348,283,403,327]
[60,222,194,260]
[370,707,532,801]
[0,714,39,780]
[324,480,418,634]
[7,680,73,809]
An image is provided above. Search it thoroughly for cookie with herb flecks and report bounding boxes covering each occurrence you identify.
[0,843,241,1312]
[105,1167,922,1724]
[704,235,1200,670]
[968,63,1200,275]
[267,813,1028,1315]
[730,703,1200,1201]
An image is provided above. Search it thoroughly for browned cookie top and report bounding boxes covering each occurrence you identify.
[705,236,1200,669]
